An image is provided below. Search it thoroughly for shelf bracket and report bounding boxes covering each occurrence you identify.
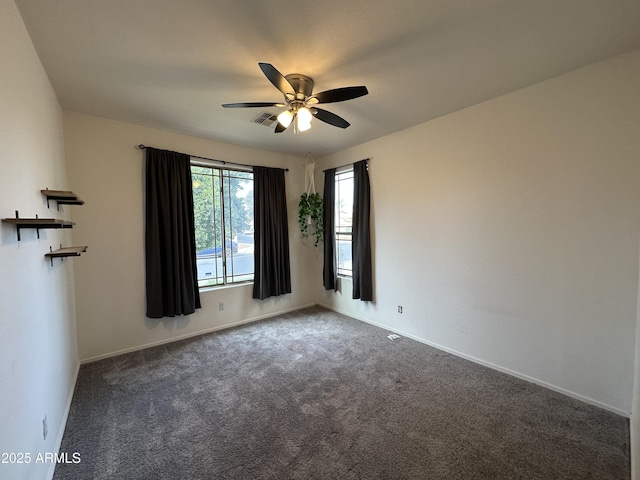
[15,211,21,241]
[34,213,40,240]
[45,197,61,211]
[48,244,65,266]
[43,188,54,210]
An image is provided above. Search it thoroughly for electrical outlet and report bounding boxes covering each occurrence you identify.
[398,306,403,314]
[43,416,48,440]
[219,302,224,311]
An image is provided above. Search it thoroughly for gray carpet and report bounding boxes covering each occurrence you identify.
[54,306,630,479]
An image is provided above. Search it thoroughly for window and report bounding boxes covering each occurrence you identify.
[335,168,354,277]
[191,163,254,288]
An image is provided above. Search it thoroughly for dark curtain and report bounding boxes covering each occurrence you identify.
[145,147,201,318]
[352,160,373,301]
[252,166,292,300]
[323,168,338,290]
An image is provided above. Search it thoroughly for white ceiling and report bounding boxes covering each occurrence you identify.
[15,0,640,158]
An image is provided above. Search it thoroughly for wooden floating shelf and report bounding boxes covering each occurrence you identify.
[3,213,75,241]
[45,246,87,258]
[45,245,88,266]
[41,189,84,209]
[2,218,75,227]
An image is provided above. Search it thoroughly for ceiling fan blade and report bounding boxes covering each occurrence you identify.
[259,63,295,96]
[274,121,288,133]
[313,108,350,129]
[310,86,368,104]
[222,102,282,108]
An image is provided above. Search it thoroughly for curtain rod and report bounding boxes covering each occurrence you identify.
[137,144,289,172]
[323,158,369,172]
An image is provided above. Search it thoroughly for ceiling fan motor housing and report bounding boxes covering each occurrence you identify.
[285,73,314,99]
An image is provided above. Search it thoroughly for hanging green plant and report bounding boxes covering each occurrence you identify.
[298,192,324,246]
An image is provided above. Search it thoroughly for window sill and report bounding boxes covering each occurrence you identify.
[199,281,253,293]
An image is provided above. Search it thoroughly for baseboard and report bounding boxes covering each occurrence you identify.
[632,410,639,480]
[319,302,630,418]
[46,359,80,480]
[80,303,318,364]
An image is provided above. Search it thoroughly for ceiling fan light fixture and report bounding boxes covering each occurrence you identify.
[297,118,312,132]
[277,110,294,128]
[297,107,312,124]
[296,107,312,132]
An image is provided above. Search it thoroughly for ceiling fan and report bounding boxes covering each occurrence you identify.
[222,63,368,134]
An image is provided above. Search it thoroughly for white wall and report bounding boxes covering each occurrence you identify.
[0,1,79,479]
[63,112,318,361]
[318,49,640,416]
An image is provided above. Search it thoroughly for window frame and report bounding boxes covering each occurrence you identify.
[335,166,354,278]
[190,160,254,289]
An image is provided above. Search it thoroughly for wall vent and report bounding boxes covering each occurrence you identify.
[252,112,278,127]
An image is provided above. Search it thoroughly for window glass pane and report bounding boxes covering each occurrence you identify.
[192,164,254,288]
[223,170,254,284]
[336,169,353,277]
